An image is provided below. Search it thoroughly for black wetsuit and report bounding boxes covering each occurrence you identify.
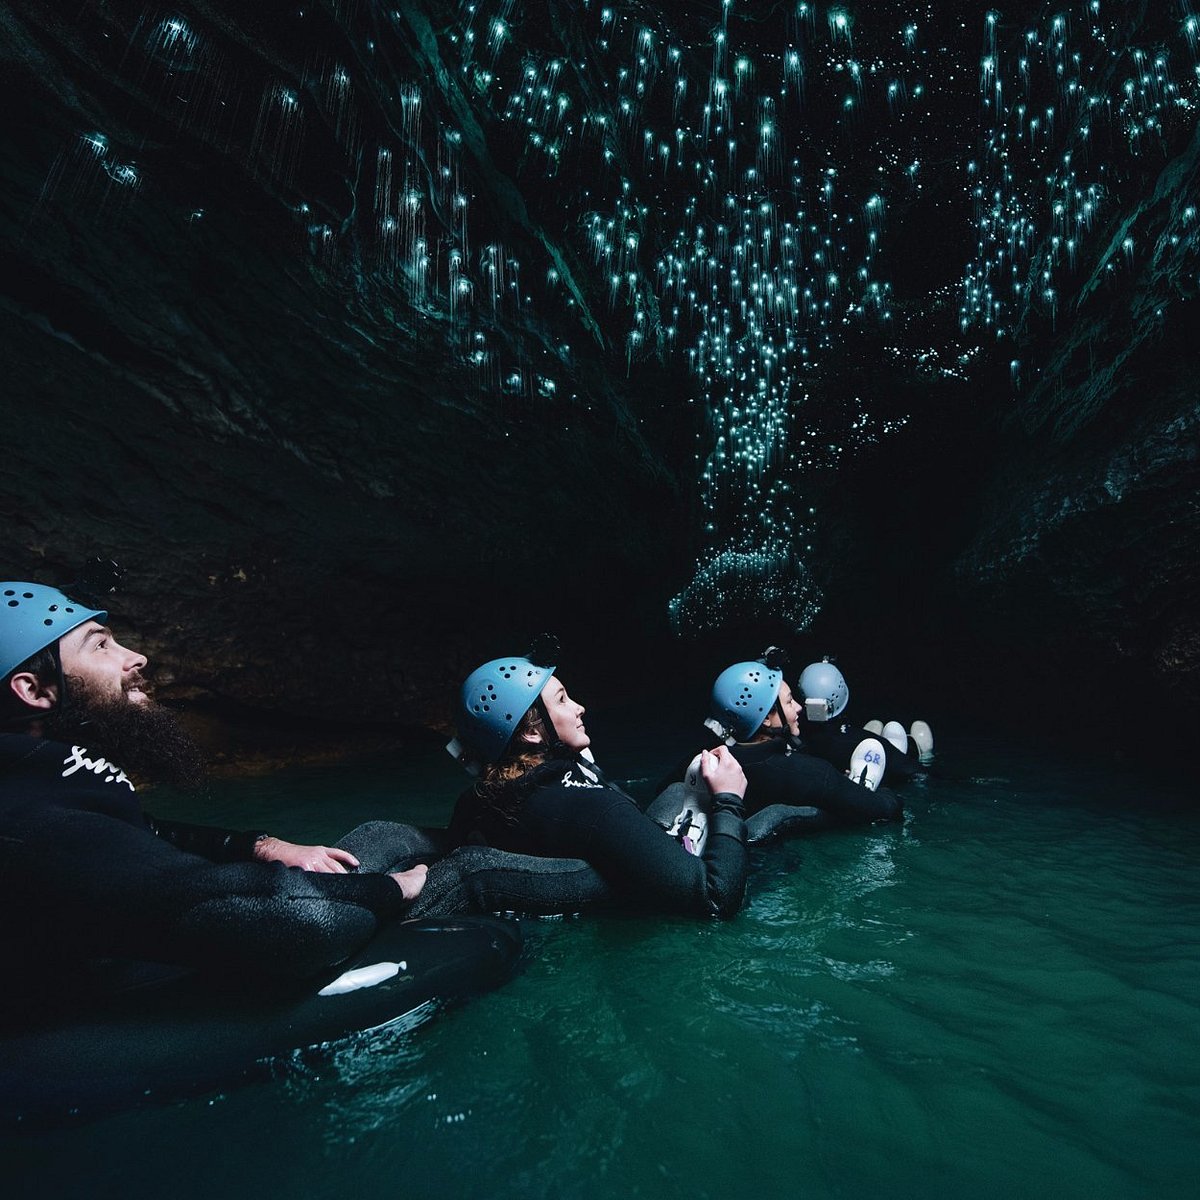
[653,732,902,845]
[0,733,415,1011]
[447,755,747,918]
[731,737,902,827]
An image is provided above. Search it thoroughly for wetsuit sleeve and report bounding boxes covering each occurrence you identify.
[0,806,410,980]
[143,814,265,863]
[523,782,747,918]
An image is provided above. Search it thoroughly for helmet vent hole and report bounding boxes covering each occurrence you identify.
[43,619,53,626]
[7,601,17,607]
[22,593,33,599]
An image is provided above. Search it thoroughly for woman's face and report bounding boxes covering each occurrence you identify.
[762,680,801,737]
[538,675,590,752]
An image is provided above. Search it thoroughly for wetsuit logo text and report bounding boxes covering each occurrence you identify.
[61,745,135,790]
[561,768,603,789]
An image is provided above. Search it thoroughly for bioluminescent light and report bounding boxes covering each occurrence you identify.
[35,1,1195,634]
[961,4,1200,345]
[444,0,938,631]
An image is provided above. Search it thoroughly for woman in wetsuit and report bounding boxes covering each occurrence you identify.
[445,647,749,919]
[697,650,903,838]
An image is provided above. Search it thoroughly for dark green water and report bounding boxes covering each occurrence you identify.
[7,733,1199,1199]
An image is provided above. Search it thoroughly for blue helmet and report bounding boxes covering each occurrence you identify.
[710,659,783,741]
[453,656,556,765]
[797,659,849,719]
[1,582,107,680]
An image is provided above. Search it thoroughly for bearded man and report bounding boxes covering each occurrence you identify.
[0,578,428,1007]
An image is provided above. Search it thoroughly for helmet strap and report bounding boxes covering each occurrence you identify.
[754,695,790,742]
[532,697,569,758]
[52,643,69,715]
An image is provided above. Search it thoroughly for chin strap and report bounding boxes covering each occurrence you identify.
[530,697,569,759]
[51,644,70,718]
[444,736,481,776]
[446,698,592,775]
[770,695,793,737]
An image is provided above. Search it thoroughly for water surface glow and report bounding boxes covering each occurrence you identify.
[7,737,1197,1199]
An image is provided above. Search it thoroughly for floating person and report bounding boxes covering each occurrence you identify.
[796,657,932,785]
[445,638,750,919]
[652,648,901,847]
[0,572,522,1123]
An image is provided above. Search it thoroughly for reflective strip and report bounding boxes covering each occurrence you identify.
[317,960,406,996]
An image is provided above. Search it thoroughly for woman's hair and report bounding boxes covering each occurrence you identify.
[473,705,552,824]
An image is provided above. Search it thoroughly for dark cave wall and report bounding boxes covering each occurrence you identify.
[796,5,1200,730]
[808,306,1200,731]
[948,113,1200,723]
[1,0,1198,746]
[0,239,690,725]
[0,0,696,726]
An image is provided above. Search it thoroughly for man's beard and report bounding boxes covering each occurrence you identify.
[44,674,208,791]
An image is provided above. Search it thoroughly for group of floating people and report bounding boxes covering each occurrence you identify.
[432,637,933,920]
[0,570,933,1121]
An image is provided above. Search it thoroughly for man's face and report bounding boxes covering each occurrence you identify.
[56,620,150,707]
[46,621,205,790]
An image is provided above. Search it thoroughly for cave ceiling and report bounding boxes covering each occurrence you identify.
[1,0,1197,724]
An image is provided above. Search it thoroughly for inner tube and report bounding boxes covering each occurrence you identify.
[647,782,712,853]
[1,914,522,1127]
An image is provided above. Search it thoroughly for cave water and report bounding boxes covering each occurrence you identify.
[1,0,1198,1192]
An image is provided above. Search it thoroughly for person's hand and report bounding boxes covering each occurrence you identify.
[253,837,360,873]
[698,745,747,799]
[389,864,428,901]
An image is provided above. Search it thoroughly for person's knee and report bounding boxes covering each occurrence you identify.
[414,847,611,918]
[339,820,401,843]
[746,803,826,844]
[336,821,446,872]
